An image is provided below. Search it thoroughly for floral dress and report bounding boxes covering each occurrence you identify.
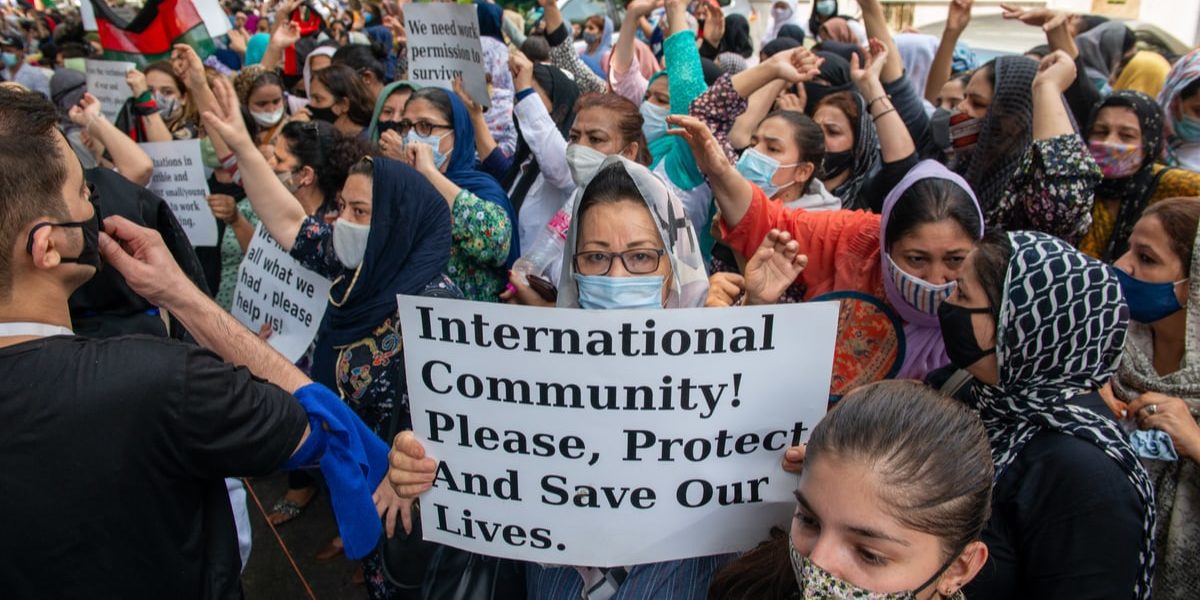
[449,189,512,302]
[990,133,1101,246]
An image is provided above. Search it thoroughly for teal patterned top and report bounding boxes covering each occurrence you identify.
[449,189,512,302]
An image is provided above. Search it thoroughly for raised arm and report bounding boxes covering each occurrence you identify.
[70,93,154,186]
[926,0,972,104]
[261,1,303,71]
[856,0,903,84]
[172,44,231,162]
[614,0,657,80]
[201,77,308,251]
[854,40,914,162]
[453,77,499,161]
[126,68,173,143]
[669,114,754,226]
[1031,50,1076,141]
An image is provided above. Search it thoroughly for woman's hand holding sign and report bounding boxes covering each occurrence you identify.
[389,431,437,534]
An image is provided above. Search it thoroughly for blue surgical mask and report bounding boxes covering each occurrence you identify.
[639,101,669,144]
[575,274,665,310]
[816,0,836,17]
[1,52,17,68]
[1114,269,1187,323]
[405,131,449,169]
[735,147,799,198]
[1174,115,1200,143]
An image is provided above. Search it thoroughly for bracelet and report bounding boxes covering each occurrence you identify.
[871,107,897,121]
[866,94,890,108]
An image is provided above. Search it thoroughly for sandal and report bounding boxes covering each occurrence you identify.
[266,487,317,526]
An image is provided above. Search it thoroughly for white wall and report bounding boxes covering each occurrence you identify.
[1131,0,1200,47]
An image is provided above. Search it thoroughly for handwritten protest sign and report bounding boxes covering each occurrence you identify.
[140,140,217,247]
[85,59,134,122]
[403,2,489,108]
[397,298,839,567]
[232,224,331,363]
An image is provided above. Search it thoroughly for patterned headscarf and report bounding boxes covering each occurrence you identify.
[951,42,977,75]
[556,157,709,309]
[1087,90,1165,261]
[974,231,1156,600]
[1157,48,1200,167]
[957,56,1038,219]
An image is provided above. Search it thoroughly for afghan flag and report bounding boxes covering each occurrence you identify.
[90,0,215,67]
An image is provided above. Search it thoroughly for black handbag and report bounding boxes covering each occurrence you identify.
[380,498,439,591]
[420,546,527,600]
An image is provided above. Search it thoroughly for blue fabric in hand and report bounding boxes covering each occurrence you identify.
[1129,429,1179,461]
[284,383,390,559]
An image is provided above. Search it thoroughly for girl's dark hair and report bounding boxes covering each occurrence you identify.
[709,381,994,599]
[807,381,994,558]
[1142,197,1200,271]
[885,178,981,251]
[577,163,646,231]
[573,93,651,165]
[584,14,605,36]
[972,229,1014,321]
[280,120,373,210]
[313,64,375,127]
[406,86,455,125]
[762,110,825,190]
[952,70,973,88]
[333,43,386,83]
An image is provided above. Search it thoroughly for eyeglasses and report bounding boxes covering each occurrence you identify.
[573,249,666,276]
[394,119,453,137]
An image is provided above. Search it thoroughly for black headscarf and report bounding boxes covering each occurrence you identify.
[701,57,724,86]
[956,56,1038,216]
[505,64,581,210]
[804,51,853,115]
[814,40,865,67]
[1088,90,1166,261]
[720,14,753,59]
[777,24,806,45]
[761,37,800,59]
[311,159,452,389]
[826,92,881,210]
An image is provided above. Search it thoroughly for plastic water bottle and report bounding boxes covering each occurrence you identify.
[511,197,575,285]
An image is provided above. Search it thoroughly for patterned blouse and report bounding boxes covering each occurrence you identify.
[990,133,1101,246]
[290,215,463,435]
[450,189,512,302]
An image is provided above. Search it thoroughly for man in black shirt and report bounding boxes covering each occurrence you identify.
[0,84,323,598]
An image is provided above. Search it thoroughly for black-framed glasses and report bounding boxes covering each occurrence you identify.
[574,249,666,276]
[394,119,453,137]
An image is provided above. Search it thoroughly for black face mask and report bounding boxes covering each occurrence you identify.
[936,300,995,369]
[376,120,403,136]
[820,149,853,180]
[307,104,338,123]
[26,187,103,272]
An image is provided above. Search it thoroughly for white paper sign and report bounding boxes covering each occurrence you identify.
[396,298,839,567]
[232,224,332,363]
[403,2,490,108]
[140,140,218,247]
[85,59,135,122]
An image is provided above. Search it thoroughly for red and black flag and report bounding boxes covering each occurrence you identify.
[89,0,215,66]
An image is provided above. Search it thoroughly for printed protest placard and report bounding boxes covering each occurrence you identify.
[85,59,135,122]
[403,2,489,108]
[397,298,839,567]
[232,224,332,363]
[140,140,217,247]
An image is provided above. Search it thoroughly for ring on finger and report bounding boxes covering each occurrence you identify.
[1147,403,1159,415]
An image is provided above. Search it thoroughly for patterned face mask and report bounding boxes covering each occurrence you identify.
[789,535,963,600]
[1088,140,1144,179]
[886,253,956,317]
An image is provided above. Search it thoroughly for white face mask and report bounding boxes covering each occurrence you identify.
[566,143,609,187]
[332,218,371,269]
[251,106,285,127]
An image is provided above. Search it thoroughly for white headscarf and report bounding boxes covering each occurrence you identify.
[557,156,709,309]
